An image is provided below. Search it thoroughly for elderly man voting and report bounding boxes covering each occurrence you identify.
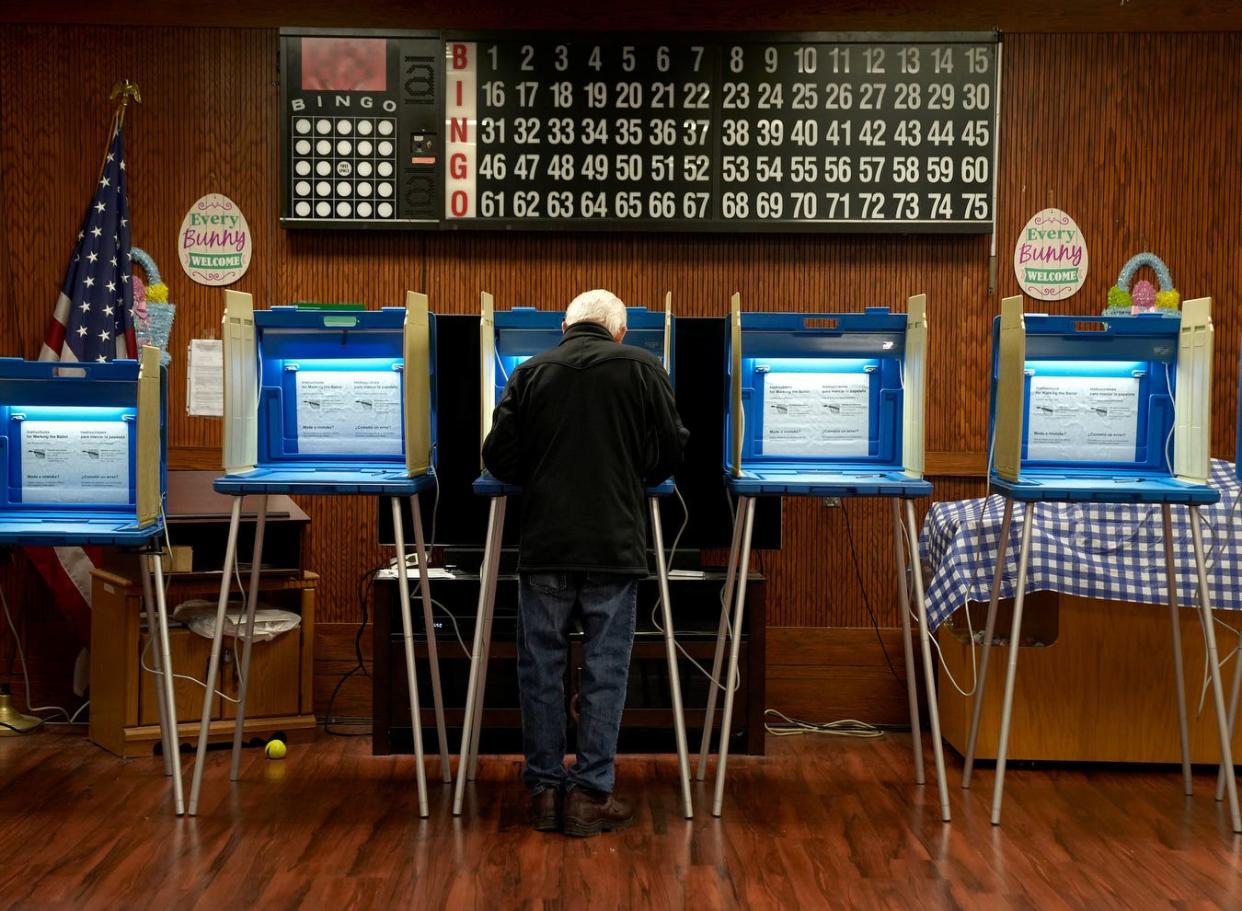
[481,289,689,837]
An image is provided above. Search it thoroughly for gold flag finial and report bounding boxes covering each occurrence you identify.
[109,80,141,130]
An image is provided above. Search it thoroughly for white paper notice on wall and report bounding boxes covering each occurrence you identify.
[761,372,871,458]
[1026,375,1141,462]
[187,339,224,416]
[294,370,403,455]
[20,421,130,504]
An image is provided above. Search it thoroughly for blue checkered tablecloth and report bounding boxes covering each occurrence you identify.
[920,459,1242,631]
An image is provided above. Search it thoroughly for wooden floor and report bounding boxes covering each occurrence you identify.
[1,732,1240,909]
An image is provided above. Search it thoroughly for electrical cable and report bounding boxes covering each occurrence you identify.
[0,572,76,723]
[841,500,904,688]
[763,709,883,739]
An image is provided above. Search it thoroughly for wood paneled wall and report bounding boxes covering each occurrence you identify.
[1,24,1241,637]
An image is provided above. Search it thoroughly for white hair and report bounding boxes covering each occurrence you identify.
[566,289,627,336]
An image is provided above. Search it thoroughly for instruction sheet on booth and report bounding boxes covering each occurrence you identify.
[762,372,871,458]
[1026,375,1141,462]
[295,370,403,455]
[20,421,130,504]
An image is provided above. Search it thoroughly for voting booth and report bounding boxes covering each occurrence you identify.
[188,291,450,818]
[0,349,184,813]
[453,292,694,819]
[700,294,949,820]
[961,295,1240,831]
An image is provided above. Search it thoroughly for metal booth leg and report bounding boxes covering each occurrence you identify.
[391,497,430,817]
[1217,625,1242,802]
[1160,504,1194,797]
[963,496,1015,789]
[410,493,452,784]
[890,499,924,785]
[697,496,745,781]
[904,499,951,822]
[149,552,185,815]
[1188,506,1242,832]
[230,495,267,782]
[188,495,243,816]
[712,496,756,818]
[651,496,693,819]
[990,504,1035,826]
[139,555,174,779]
[453,495,505,816]
[467,498,506,781]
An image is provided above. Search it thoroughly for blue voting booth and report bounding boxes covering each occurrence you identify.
[962,295,1240,831]
[0,349,184,814]
[700,294,950,820]
[188,291,450,818]
[453,294,694,818]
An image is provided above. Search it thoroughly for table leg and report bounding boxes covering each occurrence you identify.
[229,495,267,782]
[651,496,693,819]
[712,496,755,818]
[1160,504,1194,797]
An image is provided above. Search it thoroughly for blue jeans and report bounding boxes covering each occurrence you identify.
[516,572,637,796]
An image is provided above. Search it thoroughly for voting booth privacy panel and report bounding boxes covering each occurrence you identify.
[700,294,950,821]
[962,296,1241,832]
[457,294,694,818]
[189,291,451,819]
[0,350,185,816]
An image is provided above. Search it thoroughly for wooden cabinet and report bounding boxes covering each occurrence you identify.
[89,565,318,758]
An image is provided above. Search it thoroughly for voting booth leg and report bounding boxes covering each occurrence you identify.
[467,499,506,782]
[146,553,185,816]
[189,495,243,816]
[712,496,756,818]
[230,496,267,782]
[904,499,951,822]
[390,497,430,817]
[650,497,693,819]
[697,498,745,782]
[989,506,1035,826]
[1160,504,1194,797]
[453,495,505,816]
[890,500,924,785]
[1188,507,1242,832]
[962,497,1014,789]
[1217,628,1242,802]
[139,555,174,780]
[410,493,452,784]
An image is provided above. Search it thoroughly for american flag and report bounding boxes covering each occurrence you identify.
[39,126,136,363]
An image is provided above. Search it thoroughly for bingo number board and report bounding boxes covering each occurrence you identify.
[280,29,1001,234]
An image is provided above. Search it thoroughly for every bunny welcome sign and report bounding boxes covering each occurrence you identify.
[178,193,252,286]
[1012,208,1088,301]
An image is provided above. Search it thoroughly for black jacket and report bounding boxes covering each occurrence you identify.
[481,321,689,575]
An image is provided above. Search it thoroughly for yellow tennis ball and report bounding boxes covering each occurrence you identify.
[265,739,287,760]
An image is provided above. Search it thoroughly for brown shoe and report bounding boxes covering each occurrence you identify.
[563,787,634,838]
[530,788,562,832]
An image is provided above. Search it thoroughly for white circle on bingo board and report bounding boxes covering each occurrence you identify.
[295,201,311,217]
[295,118,311,134]
[377,202,393,217]
[336,181,351,196]
[378,182,393,198]
[316,139,331,155]
[337,140,352,156]
[336,201,352,217]
[295,180,310,196]
[357,201,373,218]
[178,192,252,286]
[337,119,352,135]
[357,182,372,196]
[336,161,352,177]
[295,139,311,155]
[378,120,394,136]
[316,119,331,134]
[357,161,373,177]
[357,120,373,136]
[357,140,374,156]
[316,180,331,196]
[377,161,394,177]
[294,160,311,176]
[315,160,331,176]
[316,200,331,217]
[377,141,393,156]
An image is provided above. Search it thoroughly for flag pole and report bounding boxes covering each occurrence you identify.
[100,80,141,180]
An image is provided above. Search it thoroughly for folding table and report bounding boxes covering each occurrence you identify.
[452,293,694,818]
[187,291,450,818]
[0,349,182,813]
[961,295,1240,831]
[699,294,949,820]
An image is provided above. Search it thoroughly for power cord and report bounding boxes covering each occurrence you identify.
[763,709,883,739]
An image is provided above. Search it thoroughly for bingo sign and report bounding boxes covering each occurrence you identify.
[1012,208,1088,300]
[178,193,252,286]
